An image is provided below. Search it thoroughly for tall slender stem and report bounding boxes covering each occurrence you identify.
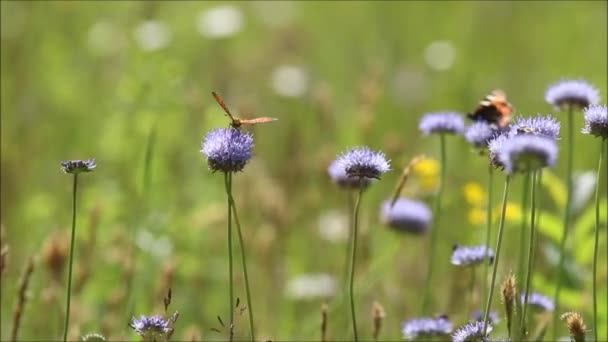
[592,138,606,342]
[469,267,477,314]
[343,192,355,289]
[224,172,234,342]
[228,173,256,341]
[517,173,531,290]
[482,166,494,307]
[422,133,447,313]
[63,173,79,342]
[349,185,364,342]
[520,171,539,340]
[553,105,574,338]
[482,176,511,335]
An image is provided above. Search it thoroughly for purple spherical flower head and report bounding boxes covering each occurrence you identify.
[465,121,496,149]
[498,135,558,174]
[201,128,254,173]
[60,159,96,174]
[336,147,390,180]
[419,112,465,135]
[452,321,492,342]
[545,79,600,109]
[380,197,431,234]
[521,292,555,312]
[582,104,608,139]
[451,244,494,267]
[402,315,453,340]
[487,132,512,169]
[512,114,561,140]
[327,159,371,190]
[471,310,499,325]
[129,315,170,337]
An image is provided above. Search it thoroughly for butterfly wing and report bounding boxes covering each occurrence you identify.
[238,117,278,126]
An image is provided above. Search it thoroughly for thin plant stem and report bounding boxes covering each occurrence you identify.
[482,175,511,335]
[517,172,531,288]
[592,138,606,342]
[63,173,78,342]
[422,133,447,313]
[228,173,256,341]
[469,267,477,314]
[482,166,494,307]
[553,105,574,339]
[224,172,234,342]
[520,171,539,340]
[343,191,355,289]
[349,185,364,342]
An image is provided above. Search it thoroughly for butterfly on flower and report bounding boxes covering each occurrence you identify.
[212,92,277,129]
[467,89,513,128]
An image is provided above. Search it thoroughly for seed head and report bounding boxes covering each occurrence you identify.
[560,312,586,342]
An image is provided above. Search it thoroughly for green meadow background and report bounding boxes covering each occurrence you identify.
[1,1,606,341]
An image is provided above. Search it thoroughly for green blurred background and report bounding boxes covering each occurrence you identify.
[1,1,606,341]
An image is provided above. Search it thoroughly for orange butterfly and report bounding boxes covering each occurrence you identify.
[212,92,277,129]
[467,89,513,128]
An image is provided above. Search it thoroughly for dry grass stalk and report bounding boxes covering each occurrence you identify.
[11,256,35,341]
[372,301,385,341]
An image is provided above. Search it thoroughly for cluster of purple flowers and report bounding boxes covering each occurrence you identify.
[200,128,254,173]
[401,315,453,340]
[60,159,96,174]
[451,244,494,266]
[452,321,492,342]
[521,292,555,312]
[380,197,431,234]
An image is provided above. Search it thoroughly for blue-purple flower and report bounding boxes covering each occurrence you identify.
[380,197,431,234]
[471,310,499,325]
[335,147,390,180]
[201,128,254,173]
[129,315,170,338]
[511,114,561,140]
[487,132,512,169]
[452,321,492,342]
[521,292,555,312]
[451,244,494,266]
[498,135,558,174]
[60,159,96,174]
[465,121,497,149]
[419,112,465,135]
[582,104,608,139]
[402,315,453,340]
[545,80,600,109]
[327,159,371,189]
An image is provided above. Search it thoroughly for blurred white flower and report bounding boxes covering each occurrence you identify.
[318,210,349,242]
[424,40,456,71]
[135,229,173,259]
[286,273,337,300]
[133,20,171,51]
[572,171,596,213]
[197,5,243,39]
[87,20,125,56]
[271,65,309,98]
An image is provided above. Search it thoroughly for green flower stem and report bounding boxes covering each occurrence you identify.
[224,172,234,342]
[349,185,364,342]
[227,173,256,342]
[553,105,574,339]
[482,166,494,307]
[469,267,477,314]
[520,170,539,340]
[421,133,447,314]
[517,172,531,290]
[482,175,511,335]
[343,191,355,336]
[63,173,78,342]
[592,138,606,342]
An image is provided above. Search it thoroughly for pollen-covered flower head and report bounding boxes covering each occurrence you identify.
[419,112,465,135]
[327,159,371,190]
[470,310,499,325]
[402,315,453,340]
[60,159,96,174]
[511,114,561,140]
[201,128,254,173]
[582,104,608,139]
[380,197,431,234]
[521,292,554,312]
[129,315,170,338]
[545,79,600,109]
[498,135,558,174]
[465,121,496,149]
[452,321,492,342]
[335,147,390,180]
[451,244,494,267]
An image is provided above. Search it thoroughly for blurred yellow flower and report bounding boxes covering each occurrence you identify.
[463,182,486,207]
[468,207,486,225]
[412,158,439,192]
[493,202,523,223]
